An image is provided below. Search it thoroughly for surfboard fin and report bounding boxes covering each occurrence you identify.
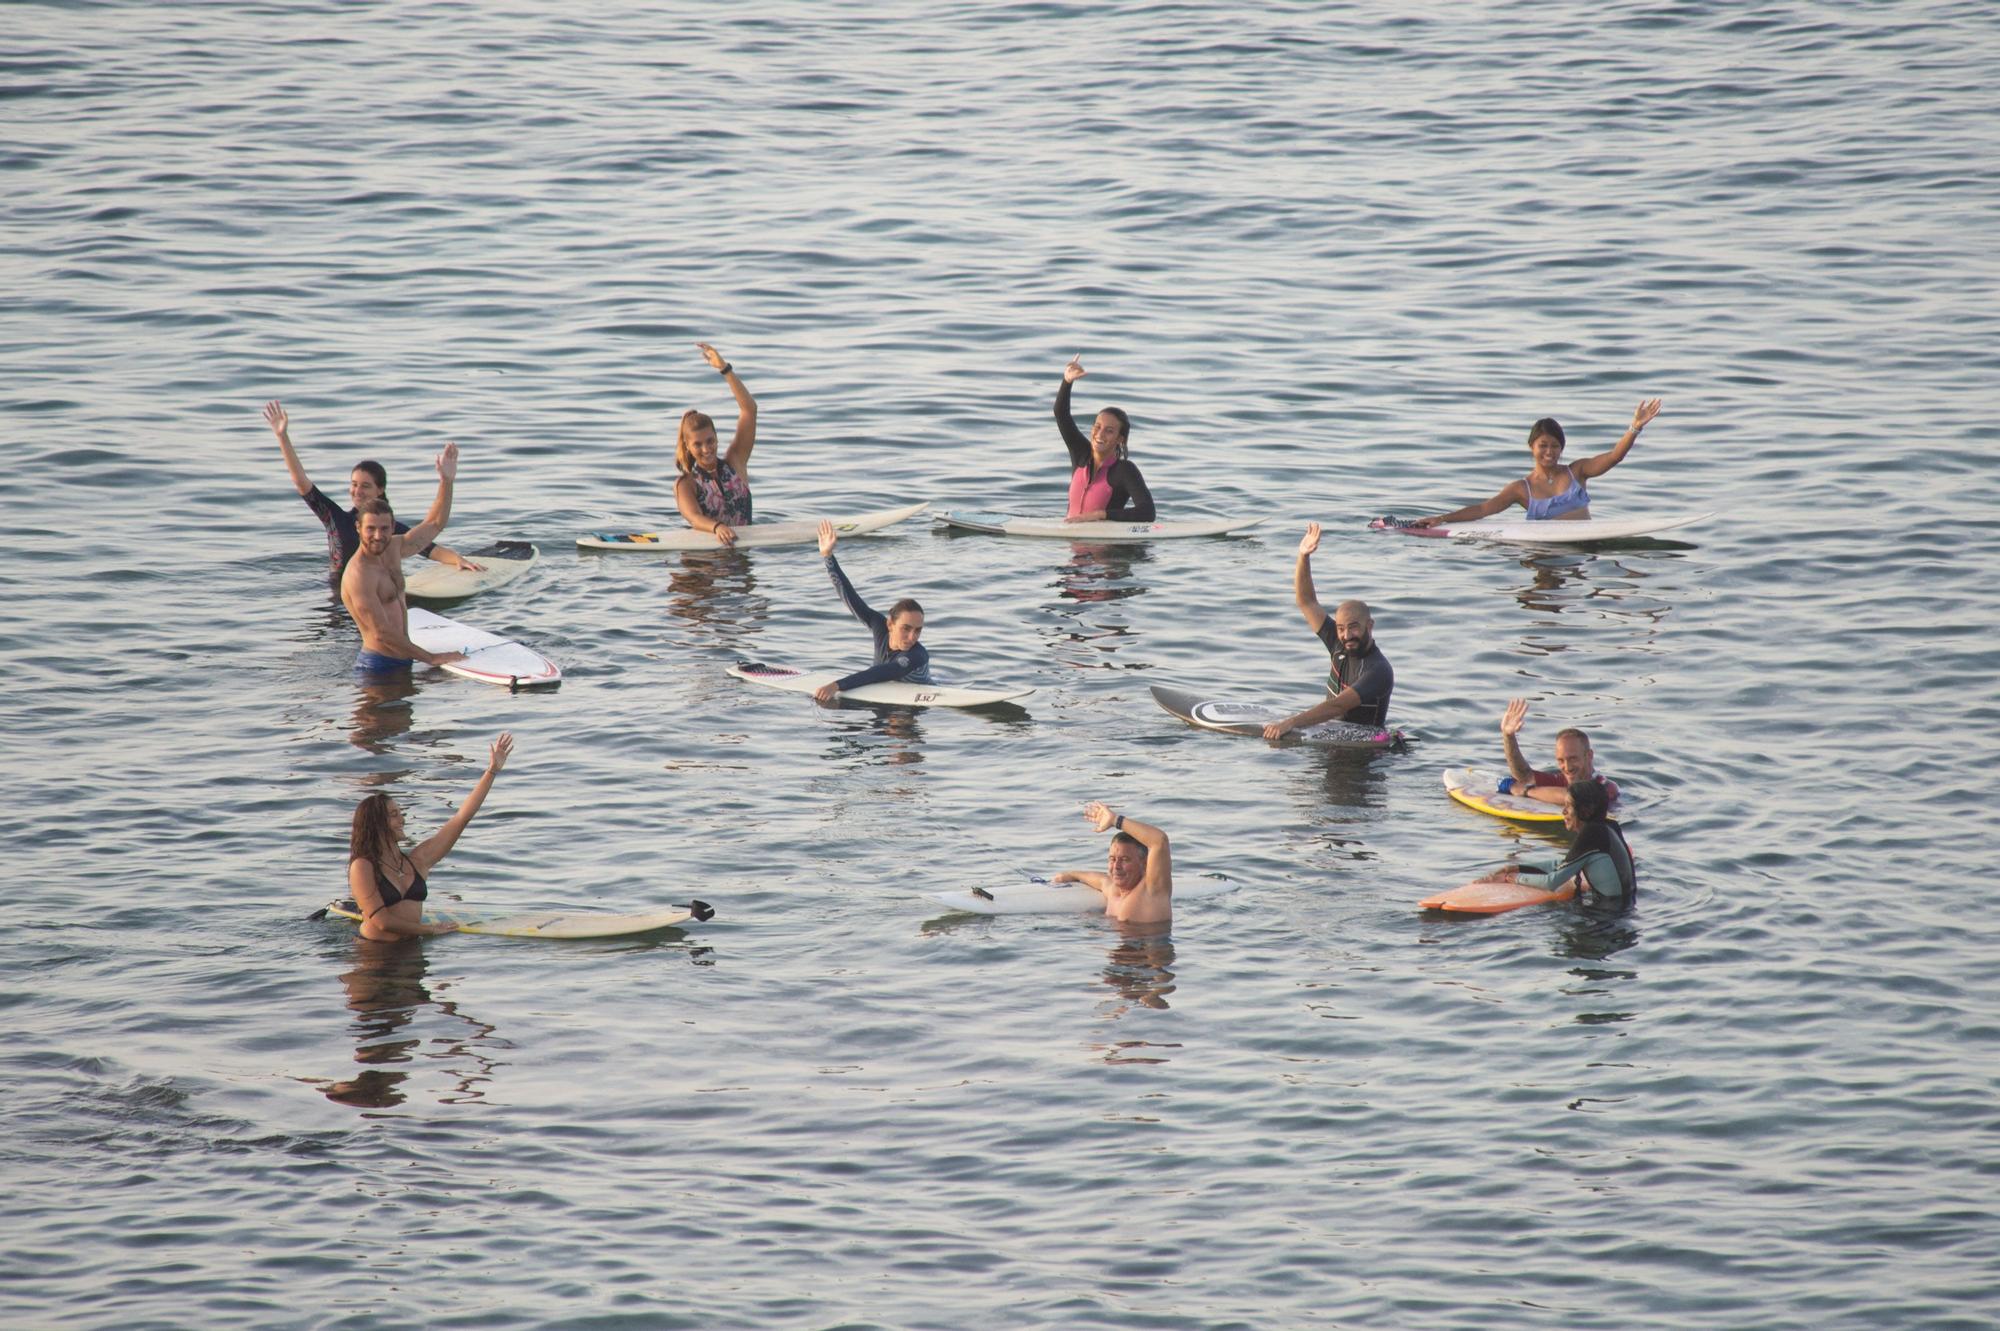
[688,900,716,922]
[306,905,329,921]
[971,887,994,900]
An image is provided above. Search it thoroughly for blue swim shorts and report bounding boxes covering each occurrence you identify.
[354,649,416,674]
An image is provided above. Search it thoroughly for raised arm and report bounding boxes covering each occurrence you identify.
[698,343,757,476]
[1572,398,1661,481]
[1085,800,1172,892]
[819,521,883,632]
[1291,522,1327,632]
[410,733,512,871]
[1054,356,1092,470]
[1500,698,1535,784]
[400,443,459,551]
[265,400,314,497]
[1415,479,1526,528]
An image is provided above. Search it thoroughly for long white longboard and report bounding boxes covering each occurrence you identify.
[403,541,538,600]
[931,878,1237,916]
[728,662,1031,708]
[1369,512,1713,544]
[936,509,1263,542]
[1150,684,1408,750]
[316,898,712,938]
[406,607,562,689]
[578,501,929,551]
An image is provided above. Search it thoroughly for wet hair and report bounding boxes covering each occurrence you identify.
[1099,406,1132,459]
[1554,727,1592,752]
[675,410,718,476]
[357,497,395,520]
[351,460,388,491]
[1567,778,1609,824]
[888,598,924,624]
[1111,831,1148,857]
[349,794,398,867]
[1528,417,1566,449]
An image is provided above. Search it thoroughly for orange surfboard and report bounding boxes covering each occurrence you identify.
[1419,876,1574,915]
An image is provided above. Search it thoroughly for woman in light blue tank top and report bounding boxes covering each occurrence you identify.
[1413,398,1661,528]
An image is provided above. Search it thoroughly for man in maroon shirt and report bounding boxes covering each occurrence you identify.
[1499,699,1620,806]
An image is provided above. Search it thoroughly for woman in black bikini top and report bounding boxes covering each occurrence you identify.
[347,733,513,942]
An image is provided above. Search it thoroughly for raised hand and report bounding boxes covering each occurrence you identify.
[1297,522,1322,557]
[488,732,514,774]
[435,441,460,481]
[1063,354,1087,384]
[1631,398,1662,432]
[263,400,290,438]
[1501,698,1530,737]
[1084,801,1117,833]
[817,518,837,558]
[696,342,727,372]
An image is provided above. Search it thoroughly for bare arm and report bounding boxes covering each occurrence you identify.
[675,473,738,545]
[1416,480,1525,528]
[400,443,458,550]
[1264,689,1360,740]
[1571,398,1661,481]
[265,400,313,497]
[410,733,513,871]
[1085,801,1172,892]
[1291,522,1327,632]
[698,343,757,476]
[1049,870,1110,891]
[340,563,460,664]
[1501,698,1535,783]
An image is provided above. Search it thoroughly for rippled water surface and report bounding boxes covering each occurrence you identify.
[6,3,2000,1327]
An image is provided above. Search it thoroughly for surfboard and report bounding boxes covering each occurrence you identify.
[727,661,1031,708]
[316,898,714,938]
[1150,684,1408,750]
[577,501,929,551]
[1442,767,1574,823]
[1369,512,1713,544]
[935,509,1263,542]
[403,541,538,600]
[405,607,562,690]
[1418,877,1570,915]
[930,877,1238,916]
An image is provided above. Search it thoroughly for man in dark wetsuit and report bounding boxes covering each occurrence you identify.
[811,519,930,703]
[1056,356,1155,522]
[1264,523,1394,740]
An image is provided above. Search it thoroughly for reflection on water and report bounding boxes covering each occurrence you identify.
[665,552,770,655]
[1055,542,1152,604]
[822,703,926,768]
[347,671,419,761]
[1509,549,1680,632]
[1095,921,1178,1021]
[315,939,508,1111]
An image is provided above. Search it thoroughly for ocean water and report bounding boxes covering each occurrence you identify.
[4,2,1999,1327]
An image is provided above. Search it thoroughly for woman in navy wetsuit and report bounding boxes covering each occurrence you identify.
[347,733,513,941]
[673,342,759,546]
[1413,399,1662,528]
[1056,356,1155,523]
[812,519,928,704]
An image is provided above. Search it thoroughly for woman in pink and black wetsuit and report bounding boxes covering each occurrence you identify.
[1055,356,1155,523]
[673,342,759,546]
[1413,399,1662,528]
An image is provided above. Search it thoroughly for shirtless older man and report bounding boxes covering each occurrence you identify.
[1262,523,1393,741]
[341,474,468,675]
[1049,802,1173,924]
[1499,698,1620,806]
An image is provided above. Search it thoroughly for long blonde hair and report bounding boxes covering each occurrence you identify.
[675,410,717,476]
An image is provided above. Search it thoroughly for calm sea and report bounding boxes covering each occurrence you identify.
[5,2,1998,1327]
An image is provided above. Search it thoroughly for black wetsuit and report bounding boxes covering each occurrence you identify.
[1550,820,1636,910]
[1313,624,1394,727]
[825,553,931,691]
[305,485,433,577]
[1055,378,1155,521]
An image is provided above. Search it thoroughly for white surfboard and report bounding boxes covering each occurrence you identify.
[930,877,1237,916]
[403,541,538,600]
[406,607,562,689]
[936,509,1263,542]
[728,661,1030,708]
[577,501,929,551]
[1370,512,1712,544]
[1150,684,1409,750]
[317,898,712,938]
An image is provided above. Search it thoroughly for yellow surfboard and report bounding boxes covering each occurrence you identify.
[1442,767,1566,823]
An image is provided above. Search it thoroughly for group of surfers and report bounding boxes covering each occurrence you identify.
[269,345,1654,937]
